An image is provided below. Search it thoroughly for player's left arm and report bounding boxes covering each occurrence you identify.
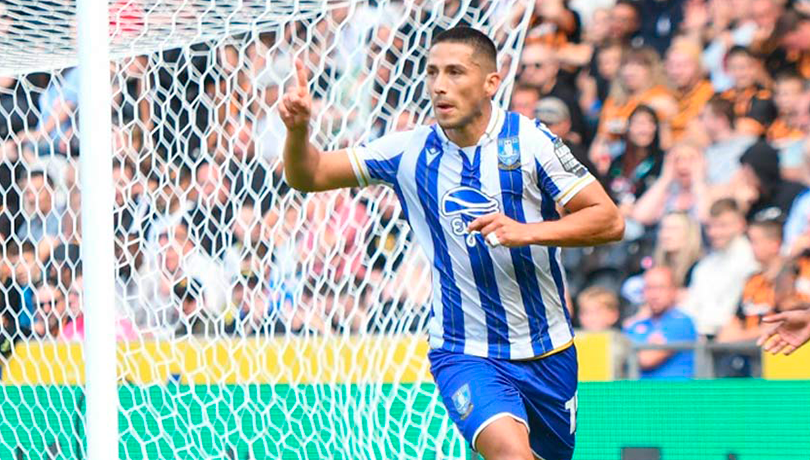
[468,178,624,248]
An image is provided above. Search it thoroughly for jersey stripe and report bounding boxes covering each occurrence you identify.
[415,129,465,352]
[366,153,404,185]
[536,154,575,347]
[460,145,511,358]
[498,113,553,355]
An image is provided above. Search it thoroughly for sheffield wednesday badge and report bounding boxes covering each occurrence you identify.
[498,137,520,170]
[452,383,474,420]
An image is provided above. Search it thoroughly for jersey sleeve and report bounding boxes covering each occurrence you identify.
[347,130,411,187]
[530,121,595,206]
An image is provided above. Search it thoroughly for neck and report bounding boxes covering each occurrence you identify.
[763,256,785,278]
[443,102,492,148]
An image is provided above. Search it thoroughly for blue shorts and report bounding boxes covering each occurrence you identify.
[429,345,578,460]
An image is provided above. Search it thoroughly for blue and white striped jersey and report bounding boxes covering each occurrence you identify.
[348,102,595,360]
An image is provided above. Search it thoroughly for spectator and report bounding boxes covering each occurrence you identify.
[717,219,785,344]
[32,283,67,339]
[632,142,709,225]
[29,67,80,157]
[682,199,759,338]
[596,46,675,143]
[173,277,219,337]
[665,38,715,142]
[510,84,540,119]
[774,8,810,80]
[227,270,281,336]
[608,0,642,45]
[652,211,703,291]
[624,266,697,379]
[600,105,665,210]
[767,72,806,151]
[694,0,758,93]
[736,140,806,222]
[187,160,237,261]
[535,97,598,177]
[524,0,582,48]
[700,96,757,189]
[15,165,64,260]
[637,0,687,56]
[717,46,777,136]
[61,275,138,342]
[576,286,620,332]
[580,39,625,128]
[518,43,586,142]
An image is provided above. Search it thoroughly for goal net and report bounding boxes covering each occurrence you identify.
[0,1,533,458]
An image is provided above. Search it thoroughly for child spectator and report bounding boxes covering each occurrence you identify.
[576,286,620,332]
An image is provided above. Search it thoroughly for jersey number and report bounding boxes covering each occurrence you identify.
[565,392,578,435]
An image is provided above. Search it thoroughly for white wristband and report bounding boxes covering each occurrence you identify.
[486,233,500,247]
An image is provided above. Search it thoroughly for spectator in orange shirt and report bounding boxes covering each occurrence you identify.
[597,46,675,143]
[665,39,714,142]
[767,72,806,149]
[717,46,777,136]
[717,219,785,343]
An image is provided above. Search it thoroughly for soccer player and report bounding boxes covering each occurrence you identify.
[280,27,624,460]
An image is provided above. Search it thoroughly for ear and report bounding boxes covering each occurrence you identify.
[484,70,501,99]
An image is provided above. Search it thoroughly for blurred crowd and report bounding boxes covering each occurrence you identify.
[0,0,809,380]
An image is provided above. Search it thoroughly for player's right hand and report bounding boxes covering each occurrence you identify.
[757,308,810,355]
[279,58,312,133]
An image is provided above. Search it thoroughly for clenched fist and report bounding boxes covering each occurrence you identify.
[278,58,312,133]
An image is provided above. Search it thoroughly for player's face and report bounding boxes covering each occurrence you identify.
[426,42,498,130]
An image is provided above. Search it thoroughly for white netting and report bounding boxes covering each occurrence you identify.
[0,1,532,458]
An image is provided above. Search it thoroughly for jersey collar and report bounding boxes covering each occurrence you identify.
[435,100,505,148]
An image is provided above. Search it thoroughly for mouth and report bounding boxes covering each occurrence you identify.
[435,102,454,114]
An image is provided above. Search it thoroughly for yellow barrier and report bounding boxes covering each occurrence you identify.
[2,332,618,385]
[762,344,810,379]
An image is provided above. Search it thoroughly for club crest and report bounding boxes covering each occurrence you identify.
[452,383,473,420]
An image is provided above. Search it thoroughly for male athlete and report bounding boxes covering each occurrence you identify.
[281,27,624,460]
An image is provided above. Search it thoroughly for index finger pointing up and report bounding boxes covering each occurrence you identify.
[294,58,309,95]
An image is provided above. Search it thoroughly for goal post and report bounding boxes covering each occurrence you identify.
[0,1,534,458]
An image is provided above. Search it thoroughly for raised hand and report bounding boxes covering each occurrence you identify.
[278,58,312,133]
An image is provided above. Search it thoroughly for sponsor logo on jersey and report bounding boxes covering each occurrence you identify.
[553,138,587,177]
[441,186,500,247]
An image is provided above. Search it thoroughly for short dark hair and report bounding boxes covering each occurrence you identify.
[749,219,783,242]
[726,45,757,61]
[431,26,497,71]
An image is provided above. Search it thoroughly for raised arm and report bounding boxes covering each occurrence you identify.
[280,58,359,192]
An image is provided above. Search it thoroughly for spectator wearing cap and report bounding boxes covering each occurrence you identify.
[682,199,759,339]
[623,266,697,379]
[735,140,806,223]
[535,97,598,178]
